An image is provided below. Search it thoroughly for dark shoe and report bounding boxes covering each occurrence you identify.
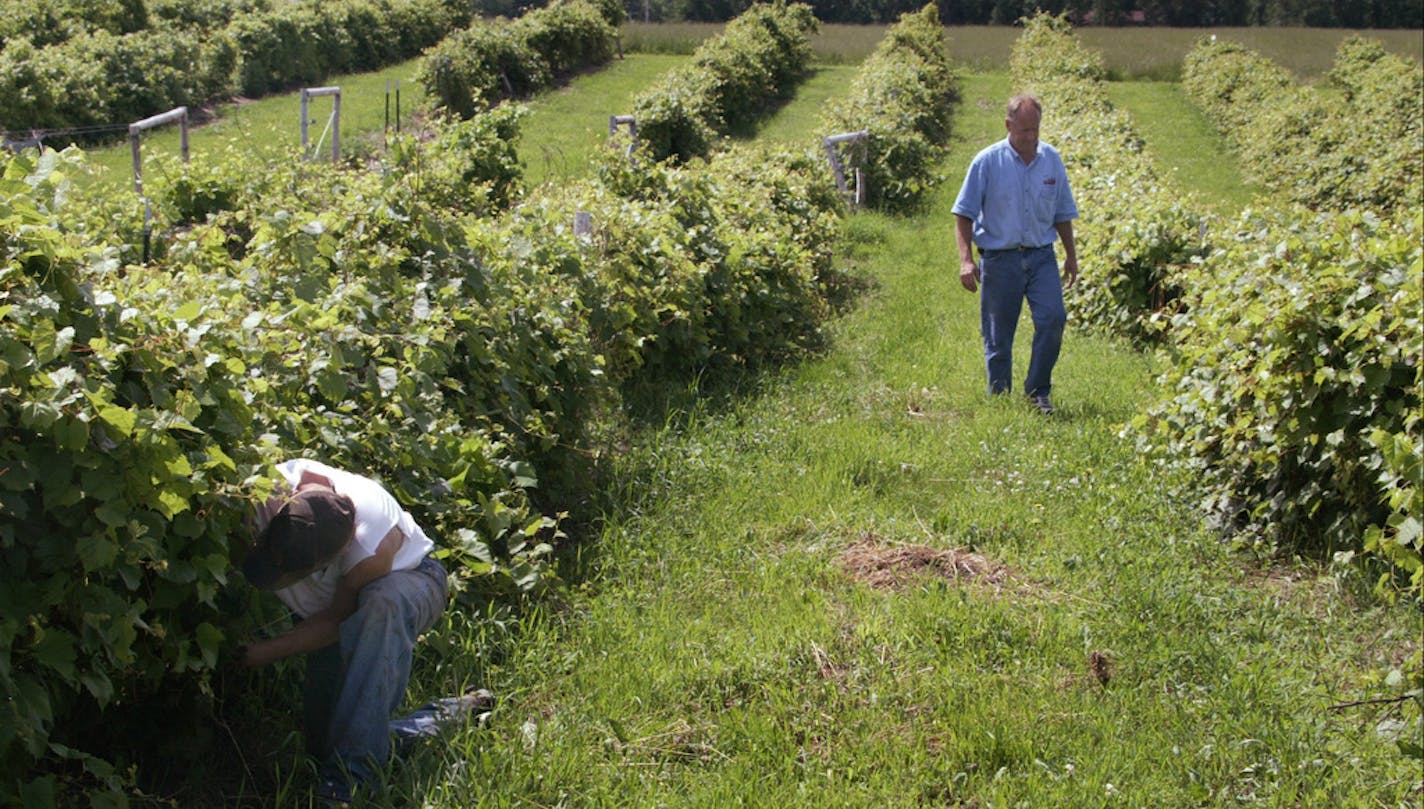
[1029,394,1054,415]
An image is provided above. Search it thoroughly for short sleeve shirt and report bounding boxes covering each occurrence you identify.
[952,138,1078,251]
[260,459,436,617]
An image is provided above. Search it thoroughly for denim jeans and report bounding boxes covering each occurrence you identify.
[303,555,448,790]
[978,245,1066,397]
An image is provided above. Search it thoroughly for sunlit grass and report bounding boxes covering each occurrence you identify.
[747,65,863,145]
[76,56,432,192]
[519,54,684,188]
[1106,80,1261,211]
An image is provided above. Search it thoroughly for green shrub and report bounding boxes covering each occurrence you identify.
[820,4,955,212]
[0,0,147,49]
[515,0,618,78]
[0,0,456,134]
[392,103,529,214]
[1,100,849,798]
[0,133,577,801]
[1183,35,1422,215]
[420,0,618,118]
[633,1,817,163]
[1006,13,1205,343]
[1135,207,1422,561]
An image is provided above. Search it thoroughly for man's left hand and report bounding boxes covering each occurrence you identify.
[1062,256,1079,289]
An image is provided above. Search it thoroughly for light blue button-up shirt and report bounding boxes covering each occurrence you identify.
[952,138,1078,251]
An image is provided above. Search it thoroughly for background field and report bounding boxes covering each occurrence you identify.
[76,22,1423,195]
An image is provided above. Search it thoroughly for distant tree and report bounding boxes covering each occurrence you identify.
[617,0,1421,25]
[808,0,930,23]
[1139,0,1250,24]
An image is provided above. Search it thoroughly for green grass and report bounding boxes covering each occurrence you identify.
[519,54,685,188]
[332,71,1422,808]
[747,65,863,145]
[75,56,432,191]
[1106,80,1261,211]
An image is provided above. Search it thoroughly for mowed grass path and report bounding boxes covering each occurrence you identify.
[77,56,432,190]
[382,70,1424,807]
[1106,80,1259,211]
[518,54,685,187]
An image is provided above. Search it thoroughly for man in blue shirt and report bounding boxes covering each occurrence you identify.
[952,93,1079,414]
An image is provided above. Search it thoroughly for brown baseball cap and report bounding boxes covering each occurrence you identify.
[242,489,356,590]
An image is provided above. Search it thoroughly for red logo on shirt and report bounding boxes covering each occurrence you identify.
[1044,178,1057,185]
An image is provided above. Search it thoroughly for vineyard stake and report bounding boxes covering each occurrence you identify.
[609,115,637,160]
[822,130,869,210]
[129,106,190,263]
[301,87,342,162]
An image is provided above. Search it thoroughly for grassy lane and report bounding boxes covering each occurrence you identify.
[377,72,1422,807]
[1106,80,1259,213]
[76,56,432,191]
[749,65,862,146]
[519,54,686,187]
[517,58,860,182]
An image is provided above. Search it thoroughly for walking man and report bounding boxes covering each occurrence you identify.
[239,458,481,806]
[952,93,1078,414]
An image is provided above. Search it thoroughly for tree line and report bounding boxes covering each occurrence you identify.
[600,0,1422,26]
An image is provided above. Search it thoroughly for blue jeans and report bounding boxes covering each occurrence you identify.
[978,246,1066,398]
[303,555,448,789]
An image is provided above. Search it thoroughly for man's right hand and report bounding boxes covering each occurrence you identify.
[959,260,980,293]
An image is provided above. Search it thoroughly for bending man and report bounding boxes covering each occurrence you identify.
[239,459,457,805]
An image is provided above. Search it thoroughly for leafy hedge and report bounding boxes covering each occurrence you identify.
[1008,13,1206,344]
[0,0,149,49]
[419,0,621,120]
[1134,207,1422,582]
[521,142,843,389]
[0,0,459,135]
[0,139,580,804]
[631,1,817,163]
[819,3,957,212]
[1,94,846,802]
[0,28,237,133]
[1182,35,1423,215]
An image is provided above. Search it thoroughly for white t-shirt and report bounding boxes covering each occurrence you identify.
[262,459,436,617]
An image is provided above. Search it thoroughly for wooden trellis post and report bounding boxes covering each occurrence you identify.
[301,86,341,162]
[822,130,869,209]
[609,114,637,158]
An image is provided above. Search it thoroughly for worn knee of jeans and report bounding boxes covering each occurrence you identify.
[1034,307,1067,334]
